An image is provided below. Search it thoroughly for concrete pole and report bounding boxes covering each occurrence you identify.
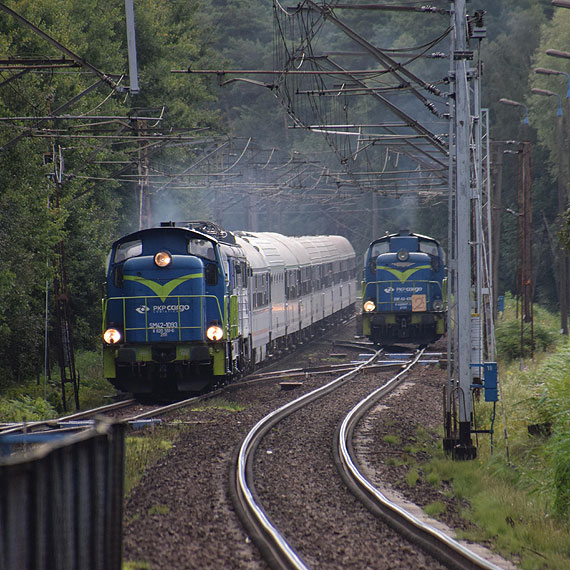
[472,59,483,379]
[453,0,476,458]
[125,0,140,94]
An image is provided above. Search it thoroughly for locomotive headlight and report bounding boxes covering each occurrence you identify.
[103,328,122,344]
[397,249,409,261]
[206,324,224,341]
[154,251,172,267]
[433,299,444,311]
[363,300,376,312]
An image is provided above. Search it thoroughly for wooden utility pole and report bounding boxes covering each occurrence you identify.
[520,142,534,357]
[556,106,568,334]
[137,119,150,229]
[491,142,504,320]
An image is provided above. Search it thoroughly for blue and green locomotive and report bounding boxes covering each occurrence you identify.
[361,230,446,346]
[102,221,236,396]
[102,221,357,397]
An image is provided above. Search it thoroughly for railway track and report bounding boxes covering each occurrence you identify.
[2,326,510,569]
[230,348,506,570]
[0,398,136,435]
[230,349,383,569]
[336,353,503,570]
[0,354,394,446]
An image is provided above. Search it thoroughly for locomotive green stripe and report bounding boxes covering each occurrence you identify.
[376,264,431,284]
[123,273,203,301]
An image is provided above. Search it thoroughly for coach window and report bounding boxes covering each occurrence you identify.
[291,270,297,298]
[333,261,340,284]
[114,239,142,263]
[325,263,333,287]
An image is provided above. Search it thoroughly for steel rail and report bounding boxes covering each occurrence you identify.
[230,350,382,570]
[0,398,136,435]
[335,349,504,570]
[125,390,222,421]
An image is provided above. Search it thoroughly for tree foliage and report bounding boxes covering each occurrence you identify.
[0,0,568,390]
[0,0,221,387]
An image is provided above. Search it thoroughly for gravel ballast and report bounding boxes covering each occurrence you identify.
[122,323,514,569]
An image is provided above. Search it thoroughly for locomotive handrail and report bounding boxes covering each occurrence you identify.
[102,294,225,342]
[363,279,446,311]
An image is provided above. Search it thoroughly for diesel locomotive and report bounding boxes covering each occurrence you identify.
[102,221,357,397]
[361,230,446,346]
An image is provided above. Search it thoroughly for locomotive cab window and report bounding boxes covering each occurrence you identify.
[371,242,390,257]
[187,238,216,261]
[418,240,439,258]
[114,239,142,263]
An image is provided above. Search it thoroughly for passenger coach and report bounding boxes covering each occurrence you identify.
[102,221,357,397]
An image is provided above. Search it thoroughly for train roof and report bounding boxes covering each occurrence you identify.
[258,232,312,267]
[234,235,269,271]
[295,236,339,264]
[323,235,356,260]
[236,232,297,269]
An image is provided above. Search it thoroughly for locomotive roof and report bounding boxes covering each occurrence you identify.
[368,230,441,248]
[158,221,238,245]
[111,222,238,251]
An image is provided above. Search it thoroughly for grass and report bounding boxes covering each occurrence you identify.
[383,433,401,445]
[406,467,419,487]
[189,397,246,412]
[124,431,176,496]
[123,562,152,570]
[148,504,170,516]
[422,448,570,569]
[411,296,570,569]
[424,501,446,517]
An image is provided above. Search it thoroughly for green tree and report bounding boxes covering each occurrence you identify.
[0,0,223,388]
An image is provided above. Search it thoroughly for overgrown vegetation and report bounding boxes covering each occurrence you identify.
[124,429,177,497]
[189,397,246,413]
[0,348,113,420]
[411,298,570,569]
[495,294,559,361]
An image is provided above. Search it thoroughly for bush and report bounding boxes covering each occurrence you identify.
[0,395,57,422]
[495,319,557,361]
[533,347,570,519]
